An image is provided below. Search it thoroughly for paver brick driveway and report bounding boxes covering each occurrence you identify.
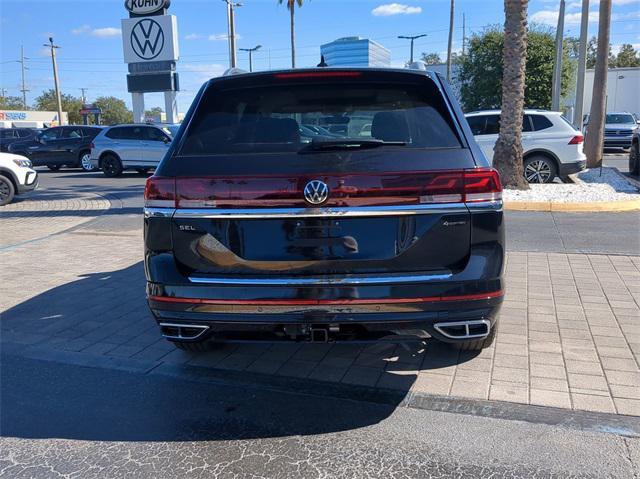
[1,177,639,417]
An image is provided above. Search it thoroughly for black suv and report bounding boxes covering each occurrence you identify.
[0,128,42,152]
[144,68,505,351]
[8,125,102,171]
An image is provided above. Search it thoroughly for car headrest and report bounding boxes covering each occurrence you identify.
[371,111,410,143]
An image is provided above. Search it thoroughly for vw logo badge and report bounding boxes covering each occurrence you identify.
[131,18,165,60]
[303,180,329,205]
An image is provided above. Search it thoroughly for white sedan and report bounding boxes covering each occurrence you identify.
[465,109,586,183]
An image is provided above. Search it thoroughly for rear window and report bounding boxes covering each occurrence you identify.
[529,115,553,131]
[178,80,461,156]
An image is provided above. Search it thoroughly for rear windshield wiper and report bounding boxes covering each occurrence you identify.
[300,138,406,152]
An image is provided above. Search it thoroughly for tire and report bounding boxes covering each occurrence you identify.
[523,155,557,183]
[0,175,15,206]
[47,164,61,171]
[102,154,123,177]
[172,340,215,352]
[455,323,498,351]
[629,143,640,176]
[79,150,95,172]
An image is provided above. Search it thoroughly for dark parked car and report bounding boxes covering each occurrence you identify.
[144,68,505,352]
[8,125,103,171]
[0,128,41,152]
[630,129,640,176]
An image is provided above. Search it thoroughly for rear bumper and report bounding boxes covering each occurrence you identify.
[558,159,586,176]
[146,242,505,343]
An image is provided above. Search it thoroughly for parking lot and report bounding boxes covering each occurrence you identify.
[1,166,639,415]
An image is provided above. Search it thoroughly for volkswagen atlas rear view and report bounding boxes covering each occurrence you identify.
[144,68,505,351]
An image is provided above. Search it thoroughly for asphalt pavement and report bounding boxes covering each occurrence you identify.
[2,354,638,478]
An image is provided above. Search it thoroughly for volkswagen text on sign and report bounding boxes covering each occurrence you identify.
[125,0,170,15]
[121,15,179,63]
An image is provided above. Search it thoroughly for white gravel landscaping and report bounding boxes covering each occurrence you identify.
[504,167,639,203]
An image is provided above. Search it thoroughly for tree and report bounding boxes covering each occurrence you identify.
[0,96,25,110]
[421,52,443,65]
[493,0,529,190]
[94,96,133,125]
[584,0,612,168]
[458,27,576,111]
[34,90,83,124]
[615,44,640,67]
[144,106,163,121]
[458,26,575,111]
[279,0,303,68]
[586,35,617,68]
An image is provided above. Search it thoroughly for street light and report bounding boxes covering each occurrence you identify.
[239,45,262,72]
[222,0,242,68]
[397,34,427,64]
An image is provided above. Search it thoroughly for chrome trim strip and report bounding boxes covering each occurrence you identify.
[144,207,176,218]
[465,200,503,212]
[433,319,490,340]
[188,273,452,286]
[174,203,468,219]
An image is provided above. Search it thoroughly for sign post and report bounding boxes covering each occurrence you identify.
[122,0,179,123]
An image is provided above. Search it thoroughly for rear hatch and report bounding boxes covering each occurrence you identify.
[149,70,500,277]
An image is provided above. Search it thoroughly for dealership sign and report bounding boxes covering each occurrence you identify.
[124,0,170,15]
[121,15,178,63]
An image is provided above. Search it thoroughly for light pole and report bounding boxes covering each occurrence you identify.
[223,0,242,68]
[551,0,566,111]
[44,37,64,126]
[240,45,262,72]
[398,34,427,64]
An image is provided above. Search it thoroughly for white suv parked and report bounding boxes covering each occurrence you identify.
[465,110,586,183]
[0,152,38,205]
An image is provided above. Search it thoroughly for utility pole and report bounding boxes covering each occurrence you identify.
[446,0,455,81]
[80,88,88,104]
[462,12,466,56]
[574,0,590,130]
[223,0,241,68]
[551,0,566,111]
[44,37,64,126]
[0,88,7,98]
[17,45,29,109]
[398,34,427,64]
[240,45,261,72]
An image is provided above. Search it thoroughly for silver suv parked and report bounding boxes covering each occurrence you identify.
[90,124,179,177]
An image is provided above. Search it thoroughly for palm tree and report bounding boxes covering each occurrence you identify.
[584,0,612,168]
[279,0,303,68]
[493,0,530,190]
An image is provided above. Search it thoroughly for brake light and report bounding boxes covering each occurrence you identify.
[273,71,362,80]
[568,134,584,145]
[463,168,502,202]
[144,176,175,207]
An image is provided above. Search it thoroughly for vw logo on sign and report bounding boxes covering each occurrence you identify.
[130,18,165,60]
[303,180,329,205]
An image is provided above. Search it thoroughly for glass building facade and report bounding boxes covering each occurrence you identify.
[320,37,391,67]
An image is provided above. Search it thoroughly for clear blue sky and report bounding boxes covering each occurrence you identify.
[1,0,639,112]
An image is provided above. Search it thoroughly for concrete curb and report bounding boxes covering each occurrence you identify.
[504,198,640,212]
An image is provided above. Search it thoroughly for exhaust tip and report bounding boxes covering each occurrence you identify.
[433,319,490,340]
[159,322,209,340]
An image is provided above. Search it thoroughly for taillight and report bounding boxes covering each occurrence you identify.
[144,176,175,207]
[568,134,584,144]
[162,169,502,209]
[463,168,502,203]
